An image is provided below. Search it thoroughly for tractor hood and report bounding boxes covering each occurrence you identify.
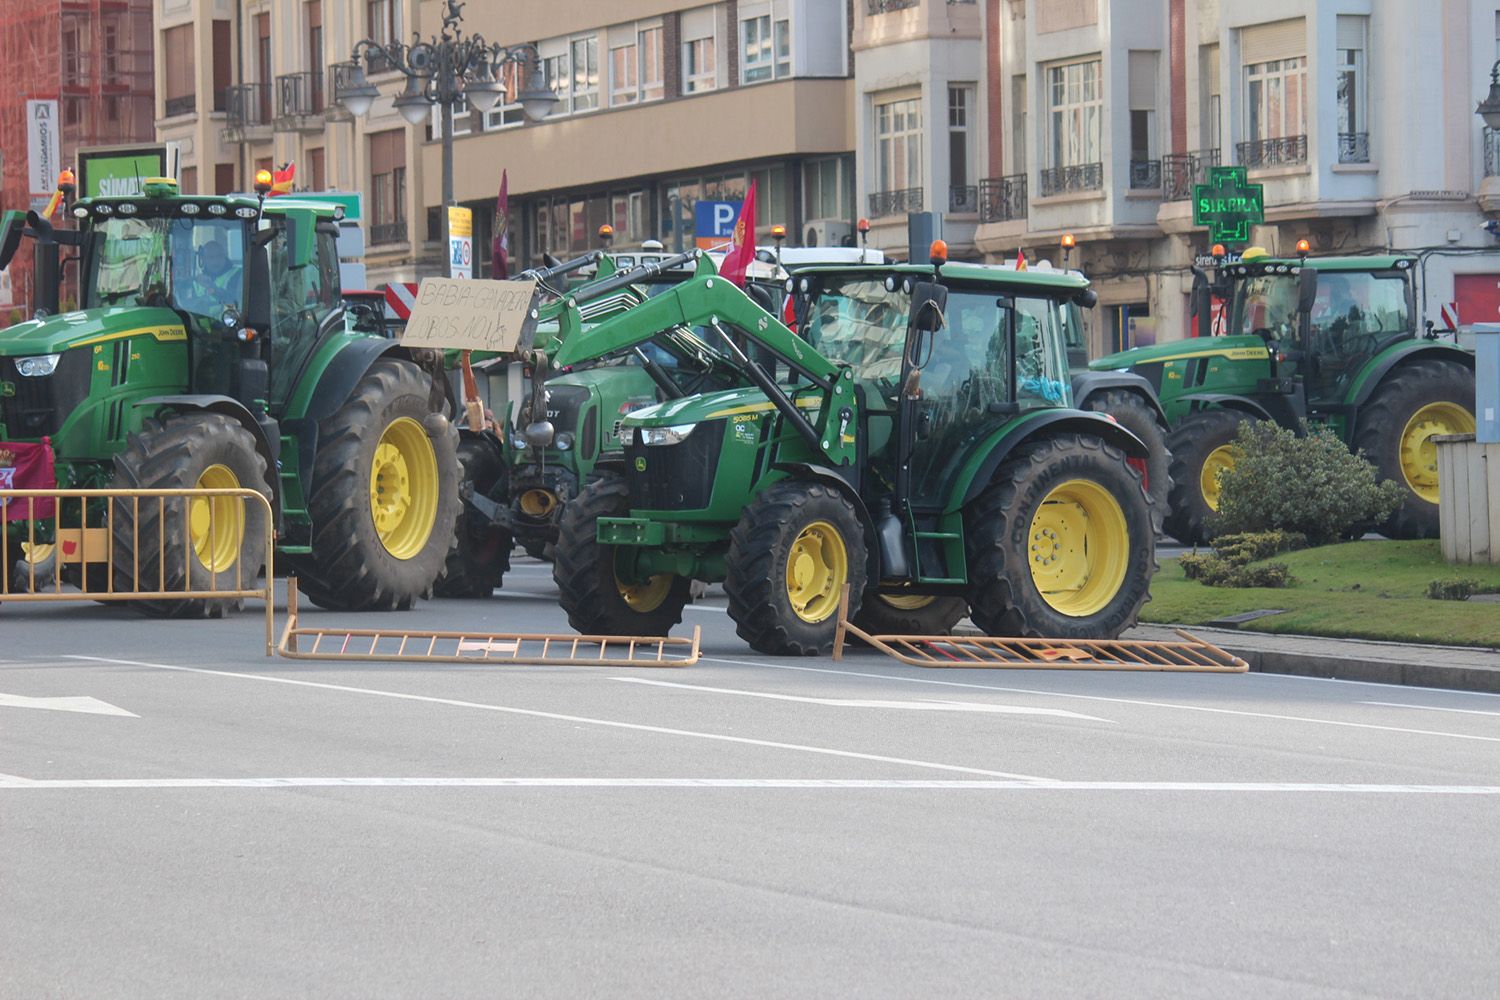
[0,306,186,357]
[623,384,822,427]
[1091,334,1270,371]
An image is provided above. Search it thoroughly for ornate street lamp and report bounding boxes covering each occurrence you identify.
[1477,60,1500,130]
[335,0,557,272]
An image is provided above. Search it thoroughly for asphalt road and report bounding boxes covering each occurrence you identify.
[3,558,1498,999]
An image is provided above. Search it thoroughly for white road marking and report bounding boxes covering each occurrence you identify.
[612,677,1110,721]
[63,655,1046,781]
[2,776,1498,794]
[1361,701,1500,719]
[701,656,1500,745]
[0,692,137,717]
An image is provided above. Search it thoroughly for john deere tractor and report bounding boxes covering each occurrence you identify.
[0,176,459,615]
[1095,250,1475,543]
[545,252,1157,655]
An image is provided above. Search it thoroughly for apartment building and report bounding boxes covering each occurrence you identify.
[975,0,1500,354]
[153,0,427,284]
[419,0,856,272]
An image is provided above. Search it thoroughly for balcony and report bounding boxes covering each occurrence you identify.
[1338,131,1370,164]
[163,94,195,118]
[1237,134,1307,169]
[948,185,978,213]
[1037,162,1102,197]
[1161,149,1220,201]
[370,221,409,246]
[868,187,922,216]
[978,174,1026,223]
[276,71,325,133]
[865,0,918,11]
[1129,160,1161,191]
[223,83,273,143]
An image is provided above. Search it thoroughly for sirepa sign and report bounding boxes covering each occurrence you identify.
[26,100,60,214]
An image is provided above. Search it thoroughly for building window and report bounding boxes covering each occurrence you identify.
[367,0,394,45]
[369,130,407,243]
[803,156,852,221]
[483,62,525,129]
[875,95,922,195]
[742,13,790,83]
[1046,58,1101,169]
[181,166,197,195]
[215,163,236,195]
[570,36,599,111]
[162,23,196,117]
[308,148,325,191]
[431,95,471,138]
[610,39,638,105]
[1244,57,1307,143]
[640,27,664,100]
[542,49,569,114]
[1010,75,1027,174]
[212,20,232,112]
[1200,44,1221,151]
[684,35,716,93]
[1336,15,1368,162]
[948,85,972,189]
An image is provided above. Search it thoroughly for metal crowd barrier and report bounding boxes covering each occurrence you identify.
[1,488,276,656]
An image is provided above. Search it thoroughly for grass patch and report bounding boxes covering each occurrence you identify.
[1143,540,1500,647]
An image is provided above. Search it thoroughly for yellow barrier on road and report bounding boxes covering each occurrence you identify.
[276,577,701,667]
[833,588,1248,672]
[2,487,277,656]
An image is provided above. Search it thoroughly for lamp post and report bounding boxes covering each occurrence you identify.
[335,0,557,275]
[1478,60,1500,130]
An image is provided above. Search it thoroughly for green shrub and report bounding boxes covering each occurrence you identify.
[1212,421,1405,545]
[1209,530,1308,564]
[1178,549,1292,588]
[1425,579,1500,601]
[1179,552,1229,582]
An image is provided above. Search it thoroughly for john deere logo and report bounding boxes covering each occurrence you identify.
[0,380,14,397]
[634,456,647,472]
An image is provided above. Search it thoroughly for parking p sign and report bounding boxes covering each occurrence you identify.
[694,199,743,251]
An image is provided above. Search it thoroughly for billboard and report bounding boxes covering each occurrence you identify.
[77,146,170,199]
[26,100,60,213]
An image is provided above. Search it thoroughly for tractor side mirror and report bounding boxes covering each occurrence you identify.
[1074,287,1098,309]
[1298,266,1318,314]
[0,210,27,271]
[244,243,272,336]
[909,281,948,334]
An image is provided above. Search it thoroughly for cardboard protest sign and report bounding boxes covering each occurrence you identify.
[399,277,539,353]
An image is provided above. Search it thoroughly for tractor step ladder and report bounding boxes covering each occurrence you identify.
[275,578,701,667]
[833,588,1247,673]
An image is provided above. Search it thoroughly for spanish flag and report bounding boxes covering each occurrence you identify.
[269,162,296,197]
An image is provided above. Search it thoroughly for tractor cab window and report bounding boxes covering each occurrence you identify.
[1228,273,1299,342]
[84,215,246,322]
[1309,271,1409,369]
[804,278,909,390]
[266,224,341,407]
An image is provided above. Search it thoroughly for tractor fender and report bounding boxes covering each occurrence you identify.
[1174,392,1280,424]
[771,461,882,578]
[1347,342,1474,411]
[1070,370,1168,422]
[132,394,281,516]
[952,411,1147,513]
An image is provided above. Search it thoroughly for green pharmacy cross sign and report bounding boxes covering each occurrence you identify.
[1193,166,1265,243]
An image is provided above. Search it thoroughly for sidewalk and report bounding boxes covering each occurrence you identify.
[1125,623,1500,693]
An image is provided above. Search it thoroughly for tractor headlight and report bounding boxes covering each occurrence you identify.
[15,354,61,377]
[555,432,575,451]
[509,434,527,451]
[639,423,697,446]
[619,425,636,446]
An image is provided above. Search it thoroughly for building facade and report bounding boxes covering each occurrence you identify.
[975,0,1500,355]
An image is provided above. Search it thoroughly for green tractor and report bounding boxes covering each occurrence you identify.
[1095,250,1476,543]
[546,254,1158,654]
[0,177,459,614]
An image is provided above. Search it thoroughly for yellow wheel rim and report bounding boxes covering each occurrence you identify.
[785,520,848,624]
[1200,444,1236,512]
[519,489,558,517]
[614,560,673,612]
[1028,478,1130,618]
[1398,402,1475,503]
[20,541,55,565]
[369,417,439,560]
[190,464,244,573]
[880,594,935,610]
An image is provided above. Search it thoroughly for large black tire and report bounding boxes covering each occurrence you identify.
[1080,388,1172,535]
[290,358,460,611]
[434,434,511,597]
[725,481,869,656]
[521,538,554,562]
[853,593,968,634]
[965,433,1154,640]
[1353,360,1476,540]
[554,473,691,635]
[110,413,271,618]
[1162,409,1255,545]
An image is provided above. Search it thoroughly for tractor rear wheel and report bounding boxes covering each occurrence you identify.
[554,473,691,635]
[1353,360,1476,539]
[1162,409,1254,544]
[965,433,1154,640]
[853,592,968,635]
[111,413,270,618]
[725,481,868,656]
[1080,388,1172,535]
[292,358,460,611]
[434,433,510,598]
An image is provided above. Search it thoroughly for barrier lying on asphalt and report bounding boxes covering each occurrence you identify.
[276,577,702,666]
[832,589,1248,672]
[2,488,276,655]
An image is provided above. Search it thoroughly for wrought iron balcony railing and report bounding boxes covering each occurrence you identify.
[223,83,273,141]
[370,221,409,246]
[276,71,325,131]
[1037,162,1102,197]
[1337,131,1370,164]
[868,187,923,216]
[164,94,195,117]
[1160,149,1220,201]
[949,185,978,213]
[866,0,918,12]
[1129,159,1162,190]
[1237,134,1308,168]
[978,174,1027,223]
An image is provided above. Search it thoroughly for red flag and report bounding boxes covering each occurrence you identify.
[1015,248,1028,271]
[0,440,57,522]
[492,170,510,279]
[719,180,757,288]
[269,162,296,197]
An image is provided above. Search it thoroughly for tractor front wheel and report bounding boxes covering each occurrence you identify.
[111,412,271,618]
[292,358,460,611]
[554,473,691,636]
[434,433,511,598]
[725,482,868,656]
[1162,409,1255,545]
[965,433,1153,640]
